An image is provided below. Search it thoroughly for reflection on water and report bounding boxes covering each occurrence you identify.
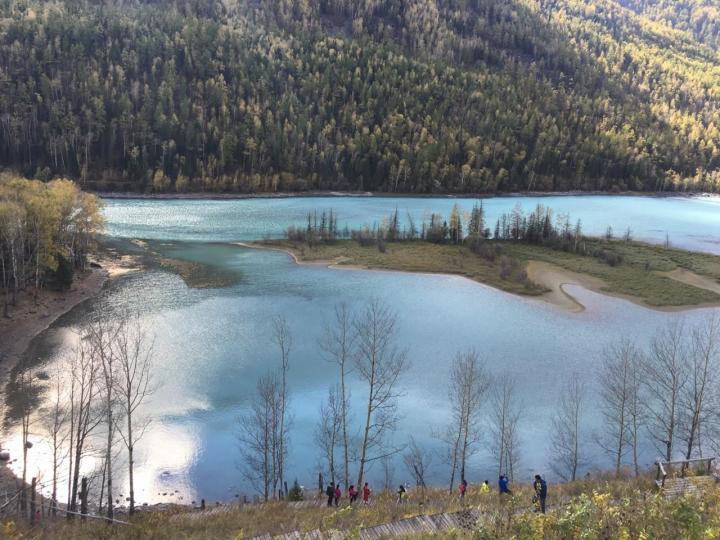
[7,240,719,504]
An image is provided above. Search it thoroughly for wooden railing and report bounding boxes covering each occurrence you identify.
[656,457,716,488]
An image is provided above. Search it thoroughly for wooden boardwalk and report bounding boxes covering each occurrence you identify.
[655,457,719,499]
[250,506,483,540]
[660,477,716,499]
[359,508,479,539]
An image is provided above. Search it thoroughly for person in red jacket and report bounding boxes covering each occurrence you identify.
[334,483,341,507]
[348,485,358,504]
[459,478,468,501]
[362,482,371,505]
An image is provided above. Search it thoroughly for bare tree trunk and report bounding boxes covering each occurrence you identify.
[272,316,292,499]
[490,374,522,481]
[550,374,585,481]
[239,373,281,502]
[17,368,32,517]
[354,300,408,488]
[403,437,431,498]
[114,316,155,515]
[316,386,342,485]
[682,316,720,460]
[91,319,121,521]
[444,349,488,491]
[644,322,689,462]
[41,366,68,516]
[66,329,102,518]
[321,303,355,490]
[598,338,638,476]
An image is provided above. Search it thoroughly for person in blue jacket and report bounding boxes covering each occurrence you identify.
[498,474,512,495]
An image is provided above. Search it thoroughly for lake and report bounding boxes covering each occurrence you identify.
[6,195,720,505]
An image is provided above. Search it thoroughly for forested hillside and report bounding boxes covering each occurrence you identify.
[0,0,718,193]
[619,0,720,49]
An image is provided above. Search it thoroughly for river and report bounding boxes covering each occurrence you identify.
[5,195,720,506]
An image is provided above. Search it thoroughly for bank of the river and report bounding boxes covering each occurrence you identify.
[97,190,718,201]
[0,255,139,386]
[248,239,720,312]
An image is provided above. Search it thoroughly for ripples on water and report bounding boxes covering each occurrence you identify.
[6,195,720,504]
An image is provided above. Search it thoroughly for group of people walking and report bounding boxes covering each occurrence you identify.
[457,474,547,513]
[325,482,371,507]
[323,474,548,513]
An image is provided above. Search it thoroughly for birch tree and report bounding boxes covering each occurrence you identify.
[320,302,354,489]
[444,349,489,491]
[644,322,688,461]
[272,316,292,498]
[66,331,103,517]
[354,299,408,488]
[403,437,431,497]
[40,366,69,515]
[489,374,522,481]
[599,338,636,475]
[14,366,34,516]
[113,317,155,515]
[89,318,122,520]
[239,372,281,502]
[316,385,343,485]
[549,374,586,481]
[680,316,720,460]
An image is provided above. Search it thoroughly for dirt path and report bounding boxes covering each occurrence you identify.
[663,268,720,295]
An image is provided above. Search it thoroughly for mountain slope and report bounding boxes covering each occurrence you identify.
[618,0,720,50]
[0,0,718,193]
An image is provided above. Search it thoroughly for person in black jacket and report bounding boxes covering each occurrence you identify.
[533,474,547,513]
[326,482,335,507]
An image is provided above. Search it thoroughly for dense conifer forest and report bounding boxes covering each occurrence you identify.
[0,0,718,193]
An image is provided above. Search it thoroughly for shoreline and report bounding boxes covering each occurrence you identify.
[238,242,720,314]
[235,242,586,312]
[0,256,139,387]
[96,190,720,201]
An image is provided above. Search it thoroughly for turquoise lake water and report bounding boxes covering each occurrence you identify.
[104,195,720,253]
[9,195,720,505]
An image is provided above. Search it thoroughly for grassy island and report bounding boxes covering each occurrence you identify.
[251,204,720,311]
[255,235,720,310]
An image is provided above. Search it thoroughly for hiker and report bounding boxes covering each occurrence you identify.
[397,484,406,504]
[326,482,335,507]
[499,475,512,495]
[348,485,358,504]
[362,482,371,505]
[480,480,490,494]
[459,478,468,500]
[533,474,547,514]
[334,483,341,507]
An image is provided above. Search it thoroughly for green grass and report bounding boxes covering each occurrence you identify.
[8,474,719,539]
[258,238,720,308]
[502,239,720,307]
[259,239,547,296]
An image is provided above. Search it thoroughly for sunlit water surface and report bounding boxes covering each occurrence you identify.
[6,195,720,505]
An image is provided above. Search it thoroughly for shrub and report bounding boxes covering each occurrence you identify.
[53,254,74,290]
[287,479,303,501]
[594,249,623,267]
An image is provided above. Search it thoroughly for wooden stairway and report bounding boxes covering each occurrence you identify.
[251,507,482,540]
[658,476,717,499]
